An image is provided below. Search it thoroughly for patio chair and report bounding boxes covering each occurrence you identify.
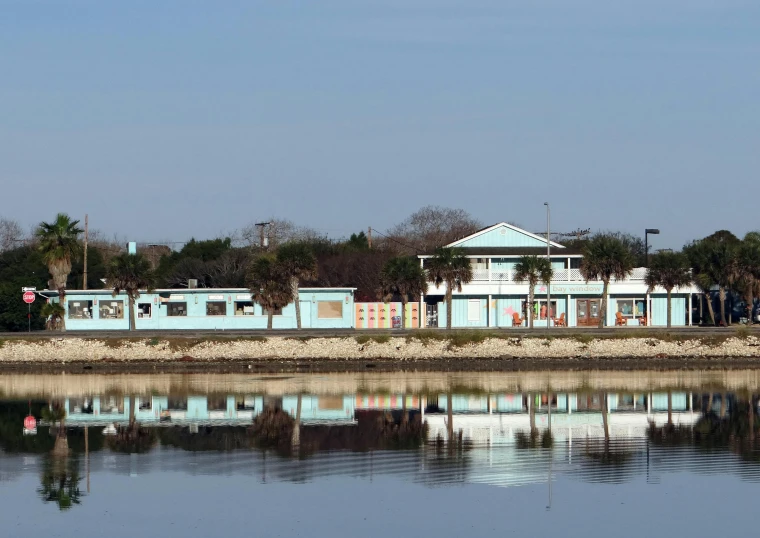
[553,312,566,327]
[639,316,648,327]
[512,312,525,327]
[615,312,627,326]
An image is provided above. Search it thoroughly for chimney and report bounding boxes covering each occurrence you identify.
[127,242,137,255]
[188,279,198,289]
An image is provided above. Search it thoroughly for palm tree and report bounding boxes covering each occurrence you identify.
[736,233,760,323]
[425,247,473,330]
[645,251,692,328]
[686,232,740,325]
[513,255,554,328]
[105,254,156,331]
[276,243,318,330]
[580,235,635,328]
[684,240,718,325]
[36,213,84,331]
[380,256,428,328]
[247,254,294,329]
[40,302,65,331]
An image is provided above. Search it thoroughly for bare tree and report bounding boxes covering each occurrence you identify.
[386,206,483,253]
[241,218,324,249]
[0,217,26,251]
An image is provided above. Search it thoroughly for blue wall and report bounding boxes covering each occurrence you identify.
[58,288,355,331]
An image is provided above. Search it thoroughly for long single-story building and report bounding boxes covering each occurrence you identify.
[50,287,356,331]
[419,222,700,328]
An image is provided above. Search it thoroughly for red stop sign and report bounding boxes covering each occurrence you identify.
[24,416,36,430]
[22,292,35,304]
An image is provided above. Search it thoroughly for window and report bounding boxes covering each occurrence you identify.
[137,303,152,319]
[206,301,226,316]
[235,301,255,315]
[264,306,283,316]
[208,397,227,411]
[99,300,124,319]
[68,300,93,319]
[617,298,647,318]
[521,300,558,320]
[467,299,481,321]
[317,301,342,319]
[99,395,124,414]
[167,302,187,316]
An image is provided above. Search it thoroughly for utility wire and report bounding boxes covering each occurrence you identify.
[369,227,422,254]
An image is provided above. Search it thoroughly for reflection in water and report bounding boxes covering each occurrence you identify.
[4,370,760,508]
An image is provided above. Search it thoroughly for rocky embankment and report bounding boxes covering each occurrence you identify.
[0,333,759,365]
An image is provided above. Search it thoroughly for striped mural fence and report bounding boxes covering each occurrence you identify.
[354,302,420,329]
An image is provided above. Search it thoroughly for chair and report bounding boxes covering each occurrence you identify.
[639,316,648,327]
[615,312,627,326]
[512,312,525,327]
[553,312,566,327]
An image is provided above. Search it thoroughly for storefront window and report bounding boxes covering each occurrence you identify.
[264,306,283,316]
[522,300,558,320]
[234,301,254,315]
[137,303,152,319]
[317,301,342,319]
[167,302,187,317]
[617,298,646,318]
[68,300,93,319]
[206,301,226,316]
[99,300,124,319]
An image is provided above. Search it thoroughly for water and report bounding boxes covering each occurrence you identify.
[2,369,760,537]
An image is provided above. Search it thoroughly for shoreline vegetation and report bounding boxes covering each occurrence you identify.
[0,328,759,369]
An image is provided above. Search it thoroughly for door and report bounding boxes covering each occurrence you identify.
[577,299,601,326]
[299,301,312,328]
[426,303,438,328]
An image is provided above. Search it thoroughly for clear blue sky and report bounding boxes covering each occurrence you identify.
[1,0,758,250]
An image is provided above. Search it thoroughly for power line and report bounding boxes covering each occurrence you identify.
[369,227,421,253]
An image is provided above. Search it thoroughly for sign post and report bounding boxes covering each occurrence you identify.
[22,288,36,333]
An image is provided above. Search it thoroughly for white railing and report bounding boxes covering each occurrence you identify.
[467,267,647,283]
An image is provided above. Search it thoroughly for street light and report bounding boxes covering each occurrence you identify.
[645,229,660,267]
[545,203,551,328]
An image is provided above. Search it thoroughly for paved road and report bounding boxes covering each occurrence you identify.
[1,326,757,339]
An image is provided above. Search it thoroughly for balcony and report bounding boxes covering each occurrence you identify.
[469,267,648,283]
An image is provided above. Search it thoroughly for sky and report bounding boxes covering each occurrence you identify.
[1,0,759,251]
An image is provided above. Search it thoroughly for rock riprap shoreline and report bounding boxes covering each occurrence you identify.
[0,333,758,363]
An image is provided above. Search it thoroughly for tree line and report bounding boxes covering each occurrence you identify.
[0,208,758,331]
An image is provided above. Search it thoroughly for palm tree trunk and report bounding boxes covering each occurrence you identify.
[292,394,301,448]
[600,392,609,444]
[129,395,136,428]
[445,284,453,330]
[267,311,274,330]
[292,278,301,329]
[529,394,536,434]
[667,392,673,426]
[599,280,609,328]
[59,291,67,331]
[666,288,672,328]
[719,287,727,326]
[128,296,136,331]
[401,298,407,329]
[720,392,727,418]
[528,287,535,329]
[447,391,454,444]
[705,292,716,326]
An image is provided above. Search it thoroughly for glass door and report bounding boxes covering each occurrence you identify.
[577,299,601,326]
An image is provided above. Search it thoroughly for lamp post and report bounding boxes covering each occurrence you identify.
[545,203,551,328]
[645,228,660,267]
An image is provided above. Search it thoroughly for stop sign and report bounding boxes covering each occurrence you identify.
[22,291,35,304]
[24,416,36,430]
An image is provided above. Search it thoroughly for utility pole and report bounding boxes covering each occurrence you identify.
[255,222,271,250]
[367,227,372,249]
[545,203,551,329]
[83,214,88,290]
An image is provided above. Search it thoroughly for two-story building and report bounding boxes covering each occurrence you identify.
[419,222,699,328]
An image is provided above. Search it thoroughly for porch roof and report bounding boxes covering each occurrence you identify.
[419,247,584,257]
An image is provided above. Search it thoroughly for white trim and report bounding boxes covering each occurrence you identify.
[447,222,565,249]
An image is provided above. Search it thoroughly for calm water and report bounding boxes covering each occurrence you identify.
[2,369,760,537]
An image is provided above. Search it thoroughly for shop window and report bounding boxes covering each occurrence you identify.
[264,306,283,316]
[99,395,124,414]
[521,300,558,320]
[206,301,226,316]
[235,301,255,316]
[317,301,342,319]
[167,302,187,317]
[138,397,152,411]
[99,300,124,319]
[167,398,188,411]
[137,303,152,319]
[208,397,227,411]
[68,300,93,319]
[467,299,481,321]
[617,298,646,318]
